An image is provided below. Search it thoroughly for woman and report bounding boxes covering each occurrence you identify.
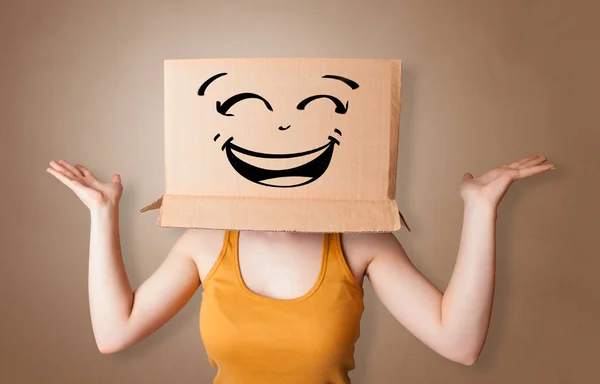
[46,155,554,383]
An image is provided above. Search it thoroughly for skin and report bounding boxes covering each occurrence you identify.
[46,155,555,366]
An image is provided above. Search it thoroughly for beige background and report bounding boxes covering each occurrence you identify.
[1,0,598,383]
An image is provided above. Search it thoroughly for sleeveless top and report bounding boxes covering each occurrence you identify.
[199,231,364,384]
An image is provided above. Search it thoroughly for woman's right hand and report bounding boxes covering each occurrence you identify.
[47,160,123,210]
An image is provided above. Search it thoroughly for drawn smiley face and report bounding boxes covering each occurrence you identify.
[198,73,359,188]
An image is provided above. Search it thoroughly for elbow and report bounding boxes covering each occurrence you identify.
[438,329,485,366]
[97,343,123,355]
[97,341,125,355]
[455,352,479,366]
[91,322,131,354]
[447,348,482,366]
[94,335,129,355]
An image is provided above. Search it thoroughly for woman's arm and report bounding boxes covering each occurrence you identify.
[88,205,199,354]
[363,205,496,365]
[438,201,496,363]
[363,155,554,365]
[47,160,200,354]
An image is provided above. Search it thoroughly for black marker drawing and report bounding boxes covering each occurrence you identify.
[221,136,340,188]
[198,73,228,96]
[296,95,348,114]
[198,72,359,188]
[216,92,273,117]
[321,75,360,90]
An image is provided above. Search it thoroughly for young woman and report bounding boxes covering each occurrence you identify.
[46,155,554,383]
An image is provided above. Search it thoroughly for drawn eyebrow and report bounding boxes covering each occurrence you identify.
[200,73,358,95]
[297,94,348,114]
[322,75,360,90]
[198,72,228,96]
[217,92,273,116]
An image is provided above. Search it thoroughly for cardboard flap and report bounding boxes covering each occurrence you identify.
[398,210,411,232]
[155,195,401,233]
[140,196,164,213]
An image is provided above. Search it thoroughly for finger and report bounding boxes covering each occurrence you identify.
[462,173,474,181]
[518,155,547,169]
[59,160,84,178]
[46,167,82,191]
[112,174,121,184]
[505,155,539,169]
[49,161,77,180]
[516,163,555,179]
[75,164,97,181]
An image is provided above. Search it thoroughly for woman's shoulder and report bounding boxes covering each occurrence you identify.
[173,228,227,253]
[170,229,228,277]
[336,232,402,281]
[340,232,401,256]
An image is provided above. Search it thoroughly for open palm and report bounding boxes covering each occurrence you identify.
[46,160,123,209]
[460,154,555,207]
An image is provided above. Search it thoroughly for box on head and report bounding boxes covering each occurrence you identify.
[141,58,404,233]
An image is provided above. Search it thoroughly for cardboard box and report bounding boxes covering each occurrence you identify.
[141,58,403,233]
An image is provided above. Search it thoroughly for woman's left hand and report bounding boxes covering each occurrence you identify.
[460,154,555,209]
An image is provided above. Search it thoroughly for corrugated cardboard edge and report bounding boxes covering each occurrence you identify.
[388,60,411,232]
[388,60,402,200]
[140,195,404,233]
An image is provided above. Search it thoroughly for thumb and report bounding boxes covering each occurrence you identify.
[462,173,474,181]
[112,174,121,184]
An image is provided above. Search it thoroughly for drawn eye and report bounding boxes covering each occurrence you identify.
[216,93,273,117]
[296,95,349,115]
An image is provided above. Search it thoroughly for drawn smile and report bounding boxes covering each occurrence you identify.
[220,135,340,188]
[199,72,359,189]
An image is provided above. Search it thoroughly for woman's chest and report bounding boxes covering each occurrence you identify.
[199,279,364,371]
[195,233,369,300]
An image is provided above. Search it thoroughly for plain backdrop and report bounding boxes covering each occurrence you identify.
[1,0,598,383]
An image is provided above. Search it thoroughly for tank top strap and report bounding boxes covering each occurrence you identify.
[322,233,359,286]
[201,230,238,286]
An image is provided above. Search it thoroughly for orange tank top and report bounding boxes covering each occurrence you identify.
[199,231,364,384]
